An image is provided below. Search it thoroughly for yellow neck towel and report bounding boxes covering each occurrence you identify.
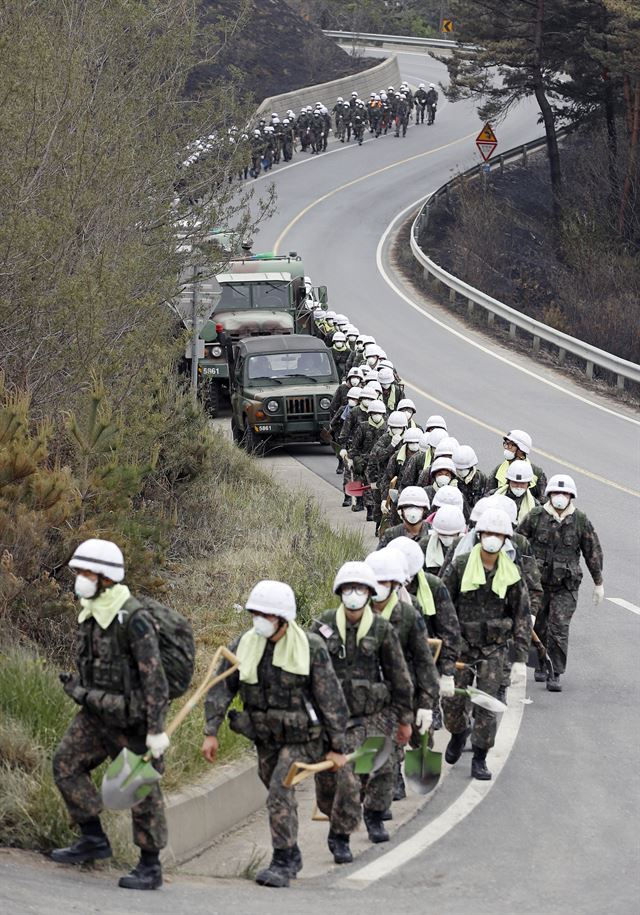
[378,591,398,621]
[426,532,445,569]
[497,484,537,523]
[78,584,131,630]
[422,448,433,470]
[336,602,374,644]
[416,569,436,616]
[460,544,521,599]
[237,619,310,685]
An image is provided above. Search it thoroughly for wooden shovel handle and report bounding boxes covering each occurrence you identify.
[428,638,442,662]
[166,646,240,738]
[283,750,356,788]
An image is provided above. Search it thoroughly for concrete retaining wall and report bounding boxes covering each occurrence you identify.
[256,54,401,119]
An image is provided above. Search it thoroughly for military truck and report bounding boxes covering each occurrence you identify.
[195,252,327,415]
[229,334,338,452]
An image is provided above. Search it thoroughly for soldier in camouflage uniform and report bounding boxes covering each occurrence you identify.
[453,445,488,510]
[517,474,603,692]
[377,486,431,551]
[366,410,408,531]
[202,580,349,886]
[330,331,350,382]
[381,427,422,526]
[399,431,433,491]
[328,366,364,425]
[51,540,171,892]
[311,562,414,850]
[486,429,547,501]
[441,509,530,780]
[349,399,387,521]
[339,385,379,512]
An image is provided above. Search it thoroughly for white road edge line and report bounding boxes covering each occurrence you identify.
[343,672,527,887]
[375,194,640,427]
[606,597,640,616]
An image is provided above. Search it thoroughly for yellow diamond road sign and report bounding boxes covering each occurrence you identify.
[476,122,498,160]
[442,19,454,32]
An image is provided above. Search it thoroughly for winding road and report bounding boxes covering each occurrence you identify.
[3,47,639,915]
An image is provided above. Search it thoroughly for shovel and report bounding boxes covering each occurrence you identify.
[345,480,370,498]
[404,728,442,795]
[454,686,507,714]
[528,629,555,679]
[283,735,392,788]
[101,645,239,810]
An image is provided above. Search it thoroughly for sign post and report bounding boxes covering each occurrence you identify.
[476,123,498,161]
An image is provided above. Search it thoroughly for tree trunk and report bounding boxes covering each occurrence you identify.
[618,80,640,238]
[532,0,562,221]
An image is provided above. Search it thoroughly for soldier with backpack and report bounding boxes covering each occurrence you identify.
[51,539,195,891]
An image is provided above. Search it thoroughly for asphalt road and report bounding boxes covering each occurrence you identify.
[4,49,639,915]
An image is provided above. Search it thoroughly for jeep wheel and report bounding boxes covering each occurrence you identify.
[231,417,242,444]
[243,418,258,454]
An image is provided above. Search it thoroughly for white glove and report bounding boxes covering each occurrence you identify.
[381,501,390,515]
[439,675,455,698]
[593,583,604,606]
[511,661,527,683]
[415,708,433,735]
[346,457,354,469]
[530,614,537,628]
[370,481,378,491]
[389,488,398,503]
[146,732,170,759]
[339,449,348,459]
[391,433,402,447]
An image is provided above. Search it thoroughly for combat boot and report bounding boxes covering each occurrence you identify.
[288,844,303,878]
[366,505,374,522]
[546,673,562,692]
[255,848,292,887]
[445,727,470,765]
[342,494,351,507]
[336,459,344,474]
[534,667,547,682]
[327,831,353,864]
[471,746,492,781]
[351,496,365,512]
[363,809,389,844]
[50,834,112,865]
[118,857,163,891]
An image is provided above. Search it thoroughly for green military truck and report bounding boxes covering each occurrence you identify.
[229,334,338,452]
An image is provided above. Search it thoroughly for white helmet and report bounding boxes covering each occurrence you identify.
[475,508,513,536]
[453,445,478,471]
[432,486,464,509]
[365,549,406,586]
[434,436,459,457]
[363,380,382,396]
[69,539,125,582]
[505,429,532,455]
[388,410,408,429]
[335,313,349,325]
[365,343,385,359]
[398,486,430,509]
[359,334,375,347]
[367,399,387,416]
[398,398,416,414]
[432,505,466,536]
[506,460,534,483]
[337,96,344,102]
[545,474,577,498]
[429,83,436,89]
[418,431,431,451]
[333,561,378,594]
[313,308,325,319]
[387,538,424,580]
[332,331,347,343]
[425,414,447,431]
[378,359,394,370]
[430,456,456,475]
[363,369,380,383]
[470,495,492,524]
[325,310,337,321]
[347,386,363,401]
[378,367,395,386]
[345,326,359,338]
[403,427,422,445]
[245,580,296,620]
[419,83,426,89]
[482,494,518,525]
[347,366,364,381]
[428,428,448,449]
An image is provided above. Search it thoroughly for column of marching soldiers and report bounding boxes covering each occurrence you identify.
[48,307,604,893]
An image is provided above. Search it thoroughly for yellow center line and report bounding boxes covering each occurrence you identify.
[403,379,640,498]
[274,130,477,250]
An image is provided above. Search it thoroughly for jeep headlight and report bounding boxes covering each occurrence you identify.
[319,396,331,410]
[266,400,279,414]
[209,345,222,358]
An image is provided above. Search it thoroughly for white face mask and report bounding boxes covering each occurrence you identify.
[403,507,423,525]
[366,356,378,367]
[402,409,414,420]
[253,616,278,639]
[342,589,369,611]
[369,415,384,426]
[348,399,358,408]
[381,383,391,391]
[435,474,451,487]
[551,494,570,511]
[348,379,361,387]
[503,449,516,462]
[439,534,456,547]
[407,443,420,453]
[481,534,504,554]
[356,342,365,351]
[456,468,471,481]
[74,574,98,599]
[509,484,528,497]
[374,583,392,602]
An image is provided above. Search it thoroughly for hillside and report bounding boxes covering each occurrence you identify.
[188,0,374,101]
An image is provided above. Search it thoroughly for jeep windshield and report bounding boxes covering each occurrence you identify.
[217,281,290,311]
[245,351,335,387]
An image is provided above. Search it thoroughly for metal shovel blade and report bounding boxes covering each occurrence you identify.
[462,686,508,714]
[345,480,369,497]
[101,748,161,810]
[404,732,442,795]
[352,735,393,776]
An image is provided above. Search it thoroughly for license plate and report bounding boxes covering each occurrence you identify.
[202,366,222,376]
[256,424,272,433]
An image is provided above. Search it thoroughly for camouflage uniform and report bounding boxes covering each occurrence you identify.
[381,382,403,413]
[204,634,349,850]
[328,382,350,423]
[457,469,488,510]
[53,601,169,851]
[423,482,470,522]
[339,404,368,496]
[366,431,401,525]
[377,521,430,552]
[486,461,547,502]
[406,573,462,676]
[441,553,530,749]
[517,505,603,674]
[350,419,386,510]
[310,610,413,822]
[398,448,432,491]
[498,531,544,688]
[331,345,350,381]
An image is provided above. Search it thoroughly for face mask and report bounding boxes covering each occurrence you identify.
[503,449,515,462]
[439,534,456,547]
[390,432,402,446]
[348,399,358,408]
[407,443,420,453]
[402,410,413,419]
[342,589,369,611]
[348,379,361,388]
[551,494,570,511]
[435,474,451,487]
[481,534,504,554]
[370,415,384,426]
[356,342,365,351]
[375,583,392,602]
[74,574,98,599]
[366,356,378,367]
[456,469,470,480]
[253,616,277,639]
[509,485,528,498]
[381,383,391,391]
[403,507,423,525]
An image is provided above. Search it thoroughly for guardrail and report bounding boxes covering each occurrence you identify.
[410,136,640,391]
[323,29,458,50]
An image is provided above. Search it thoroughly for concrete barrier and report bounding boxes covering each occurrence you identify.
[256,54,401,119]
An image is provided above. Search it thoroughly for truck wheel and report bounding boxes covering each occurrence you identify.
[205,382,220,418]
[231,417,242,444]
[243,419,258,454]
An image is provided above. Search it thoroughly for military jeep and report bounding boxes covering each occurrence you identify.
[229,334,338,452]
